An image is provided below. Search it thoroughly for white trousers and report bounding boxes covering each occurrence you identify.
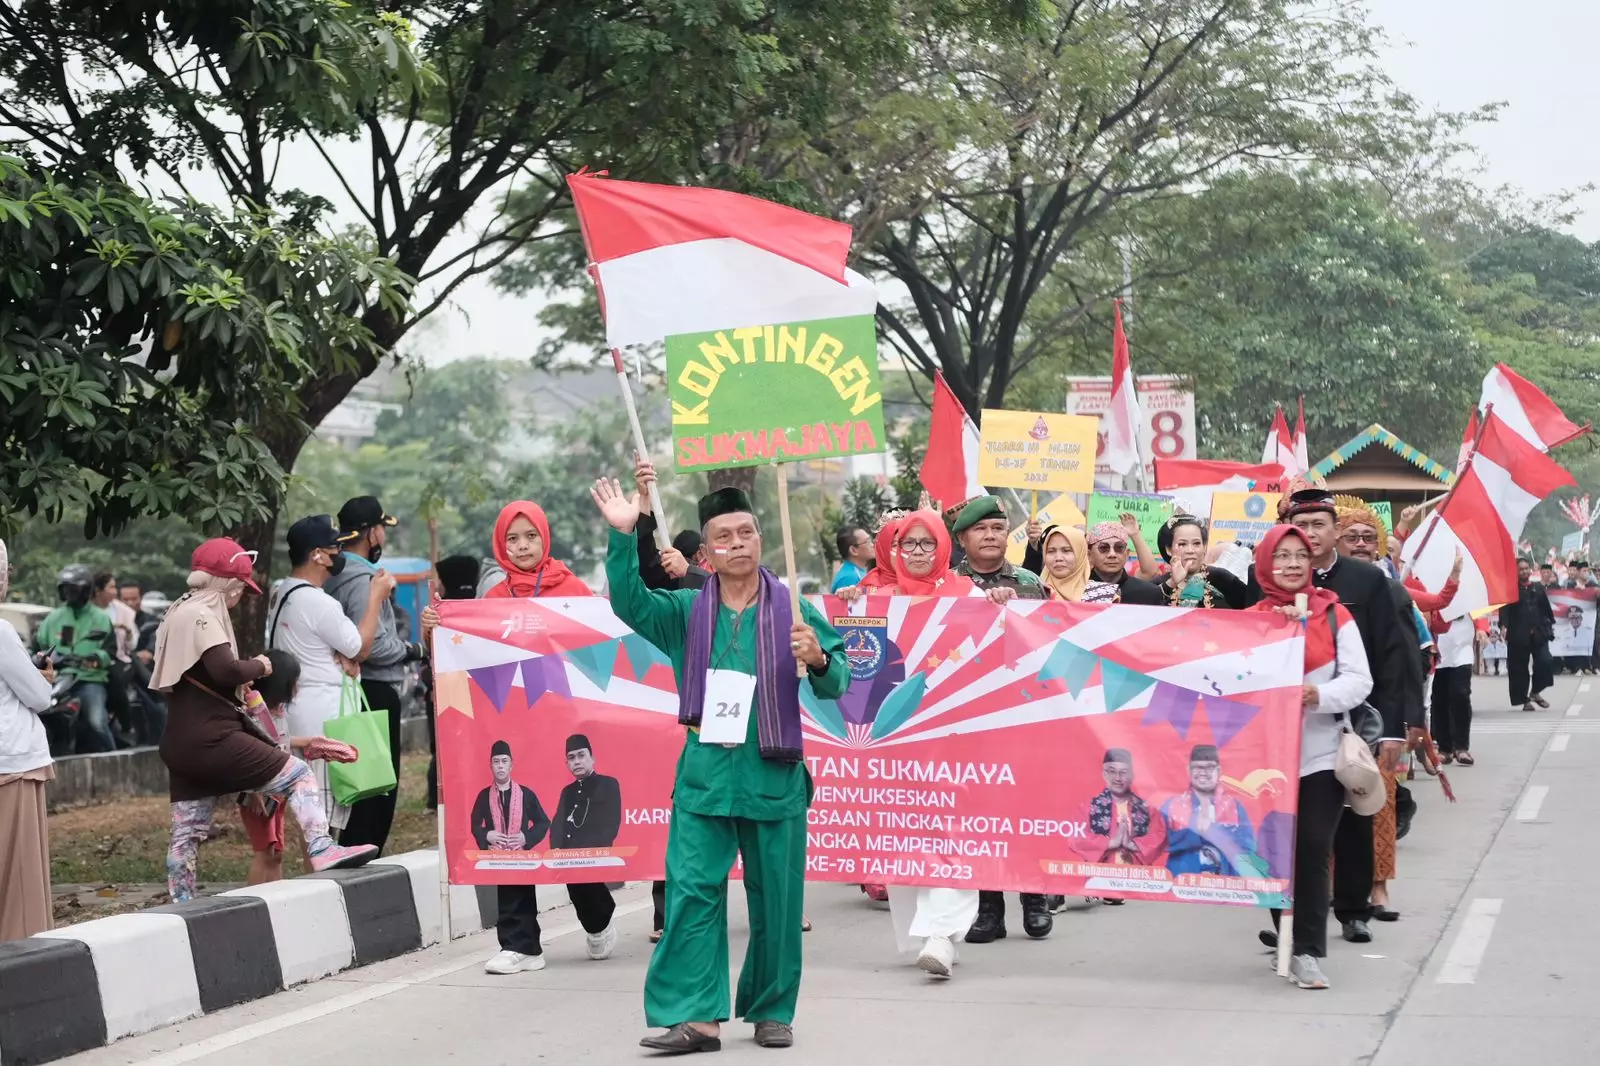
[888,887,980,954]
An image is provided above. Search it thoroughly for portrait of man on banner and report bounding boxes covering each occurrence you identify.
[1072,748,1167,866]
[470,740,550,852]
[1161,744,1259,877]
[550,733,624,850]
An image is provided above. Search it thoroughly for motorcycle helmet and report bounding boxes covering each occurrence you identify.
[56,564,93,608]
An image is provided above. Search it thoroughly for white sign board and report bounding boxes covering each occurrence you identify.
[1066,374,1196,484]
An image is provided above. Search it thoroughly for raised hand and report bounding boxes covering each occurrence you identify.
[1026,518,1044,544]
[591,478,641,533]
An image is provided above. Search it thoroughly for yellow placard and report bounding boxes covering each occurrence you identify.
[1208,490,1280,547]
[1005,496,1087,565]
[978,410,1098,494]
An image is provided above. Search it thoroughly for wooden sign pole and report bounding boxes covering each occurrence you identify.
[774,463,806,679]
[611,349,672,550]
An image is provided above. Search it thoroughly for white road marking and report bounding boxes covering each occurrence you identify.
[1437,898,1503,985]
[1567,702,1582,717]
[1550,733,1571,752]
[130,898,654,1065]
[1580,682,1592,693]
[1516,785,1549,821]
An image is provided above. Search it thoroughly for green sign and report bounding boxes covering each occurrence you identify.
[1371,501,1393,534]
[664,314,886,471]
[1085,491,1175,546]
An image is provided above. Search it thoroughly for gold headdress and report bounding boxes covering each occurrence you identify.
[1334,494,1387,559]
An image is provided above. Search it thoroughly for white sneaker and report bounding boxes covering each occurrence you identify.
[1289,954,1329,990]
[916,935,956,978]
[485,950,545,975]
[586,924,617,961]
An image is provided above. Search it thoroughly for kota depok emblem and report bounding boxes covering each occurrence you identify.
[837,618,888,682]
[1244,494,1268,519]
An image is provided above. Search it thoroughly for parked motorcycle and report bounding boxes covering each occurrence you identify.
[33,649,85,757]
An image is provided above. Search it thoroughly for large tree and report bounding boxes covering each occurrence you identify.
[0,1,1030,633]
[0,154,406,539]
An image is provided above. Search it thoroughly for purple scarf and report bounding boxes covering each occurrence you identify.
[680,568,804,762]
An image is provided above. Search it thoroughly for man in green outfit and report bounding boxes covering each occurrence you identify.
[592,476,849,1055]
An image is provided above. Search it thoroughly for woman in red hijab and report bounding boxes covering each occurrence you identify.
[880,512,976,596]
[487,501,590,597]
[423,499,608,975]
[1248,525,1373,992]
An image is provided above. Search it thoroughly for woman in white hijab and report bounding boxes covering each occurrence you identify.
[154,538,378,901]
[0,537,60,938]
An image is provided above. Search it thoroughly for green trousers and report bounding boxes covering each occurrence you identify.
[644,808,806,1027]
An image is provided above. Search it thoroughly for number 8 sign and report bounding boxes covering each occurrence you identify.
[1066,374,1196,478]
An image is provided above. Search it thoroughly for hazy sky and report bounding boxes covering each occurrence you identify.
[402,1,1600,367]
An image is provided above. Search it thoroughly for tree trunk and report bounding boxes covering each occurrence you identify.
[707,465,757,499]
[230,419,317,655]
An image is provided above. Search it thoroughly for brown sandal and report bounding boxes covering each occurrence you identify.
[1455,752,1475,766]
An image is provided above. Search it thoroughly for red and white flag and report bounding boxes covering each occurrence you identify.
[921,373,984,509]
[1479,363,1586,453]
[1260,407,1299,477]
[568,171,878,347]
[1402,413,1577,618]
[1292,397,1309,473]
[1102,300,1142,477]
[1154,458,1286,519]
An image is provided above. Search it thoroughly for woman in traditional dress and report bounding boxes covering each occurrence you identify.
[1154,515,1247,608]
[0,537,59,939]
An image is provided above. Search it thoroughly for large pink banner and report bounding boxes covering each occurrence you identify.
[434,595,1304,908]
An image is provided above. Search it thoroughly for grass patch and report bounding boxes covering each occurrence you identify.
[50,753,436,911]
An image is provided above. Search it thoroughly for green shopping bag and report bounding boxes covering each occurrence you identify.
[322,679,397,806]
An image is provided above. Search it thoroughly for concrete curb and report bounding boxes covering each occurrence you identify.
[0,850,493,1066]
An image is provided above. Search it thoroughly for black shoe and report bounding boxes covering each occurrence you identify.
[1371,906,1400,922]
[965,910,1006,944]
[753,1022,793,1049]
[1342,919,1372,944]
[640,1024,721,1054]
[1046,894,1067,912]
[1258,930,1278,950]
[1021,895,1053,939]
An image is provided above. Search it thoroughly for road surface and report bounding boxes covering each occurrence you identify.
[62,674,1594,1066]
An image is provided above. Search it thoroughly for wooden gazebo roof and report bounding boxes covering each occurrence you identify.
[1309,424,1455,493]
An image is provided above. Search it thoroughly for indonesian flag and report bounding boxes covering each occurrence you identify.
[1102,300,1141,476]
[1479,363,1586,453]
[568,171,878,347]
[1292,397,1309,473]
[1402,413,1577,618]
[1154,458,1286,519]
[921,372,984,509]
[1261,407,1300,477]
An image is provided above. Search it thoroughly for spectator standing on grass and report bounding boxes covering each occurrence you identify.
[0,537,60,939]
[326,496,426,855]
[266,516,395,832]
